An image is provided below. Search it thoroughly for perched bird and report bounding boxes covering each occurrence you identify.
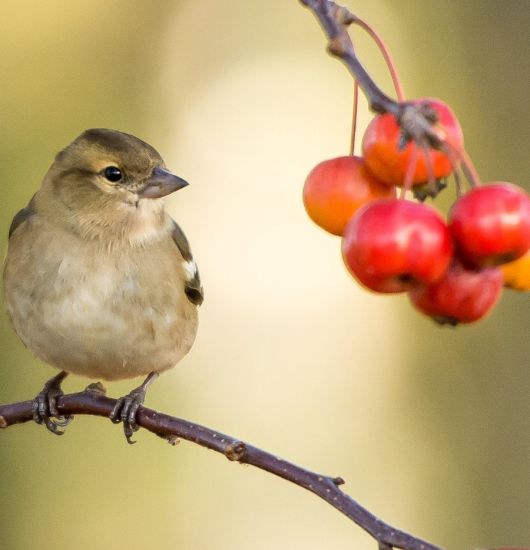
[3,129,203,443]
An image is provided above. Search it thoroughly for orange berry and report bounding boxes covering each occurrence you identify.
[362,98,463,187]
[303,156,395,236]
[501,251,530,291]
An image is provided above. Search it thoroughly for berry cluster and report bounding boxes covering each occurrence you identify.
[303,95,530,325]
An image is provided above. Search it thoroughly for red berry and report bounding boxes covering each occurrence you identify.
[449,182,530,266]
[342,198,453,293]
[362,98,463,187]
[409,261,504,325]
[303,156,395,236]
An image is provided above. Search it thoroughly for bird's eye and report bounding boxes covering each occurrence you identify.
[104,166,123,182]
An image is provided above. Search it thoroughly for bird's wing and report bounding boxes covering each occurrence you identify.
[8,195,36,239]
[171,219,204,306]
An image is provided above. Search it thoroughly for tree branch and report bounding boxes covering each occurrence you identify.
[299,0,450,156]
[299,0,400,115]
[0,390,442,550]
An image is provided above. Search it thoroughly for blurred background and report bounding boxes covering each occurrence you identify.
[2,0,530,548]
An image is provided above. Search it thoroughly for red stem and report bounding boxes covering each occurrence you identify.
[460,148,482,188]
[400,143,419,199]
[352,16,405,101]
[349,79,359,155]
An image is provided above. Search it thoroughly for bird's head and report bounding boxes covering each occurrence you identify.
[38,129,188,243]
[49,128,188,203]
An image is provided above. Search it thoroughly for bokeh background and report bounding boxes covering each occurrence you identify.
[2,1,530,548]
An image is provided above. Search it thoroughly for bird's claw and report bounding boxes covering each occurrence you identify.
[109,387,147,444]
[33,373,73,435]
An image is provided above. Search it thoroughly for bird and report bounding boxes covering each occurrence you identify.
[3,128,203,443]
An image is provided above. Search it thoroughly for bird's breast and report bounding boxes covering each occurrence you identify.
[4,223,198,381]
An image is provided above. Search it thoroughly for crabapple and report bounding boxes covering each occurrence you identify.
[362,98,463,187]
[409,261,504,325]
[341,198,452,293]
[449,182,530,267]
[303,156,395,236]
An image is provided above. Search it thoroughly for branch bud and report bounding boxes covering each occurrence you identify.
[225,441,247,461]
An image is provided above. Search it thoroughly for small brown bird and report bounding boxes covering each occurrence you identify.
[3,129,203,443]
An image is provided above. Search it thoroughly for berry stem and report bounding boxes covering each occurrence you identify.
[423,144,437,197]
[453,170,463,197]
[438,138,461,179]
[400,142,419,199]
[460,149,482,188]
[352,16,405,101]
[349,79,359,155]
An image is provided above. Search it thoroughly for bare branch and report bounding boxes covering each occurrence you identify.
[0,391,442,550]
[299,0,400,115]
[299,0,455,161]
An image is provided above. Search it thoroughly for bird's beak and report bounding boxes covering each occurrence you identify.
[137,168,189,199]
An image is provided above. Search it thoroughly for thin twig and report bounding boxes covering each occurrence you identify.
[0,392,442,550]
[300,0,400,115]
[300,0,448,157]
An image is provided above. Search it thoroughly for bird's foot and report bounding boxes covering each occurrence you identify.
[109,372,159,444]
[109,386,147,444]
[33,371,73,435]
